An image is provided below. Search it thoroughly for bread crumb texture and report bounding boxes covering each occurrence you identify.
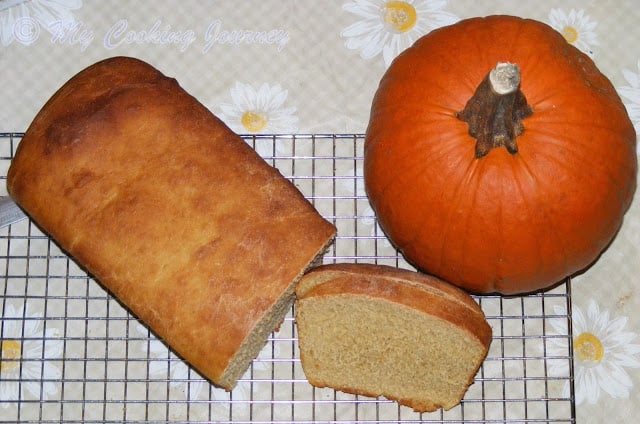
[295,264,491,412]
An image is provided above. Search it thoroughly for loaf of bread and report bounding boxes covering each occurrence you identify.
[7,56,336,390]
[295,263,492,412]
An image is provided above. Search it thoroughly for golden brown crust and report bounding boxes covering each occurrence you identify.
[297,263,492,347]
[304,376,442,413]
[7,56,336,390]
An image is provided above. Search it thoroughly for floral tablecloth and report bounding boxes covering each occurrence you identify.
[1,1,639,423]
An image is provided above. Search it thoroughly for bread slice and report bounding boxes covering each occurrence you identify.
[7,56,336,390]
[295,263,492,412]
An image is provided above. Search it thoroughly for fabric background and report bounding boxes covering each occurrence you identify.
[1,1,639,423]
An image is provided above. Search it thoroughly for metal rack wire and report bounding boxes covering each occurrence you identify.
[0,132,575,423]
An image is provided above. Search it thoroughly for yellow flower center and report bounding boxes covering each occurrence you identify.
[1,339,22,372]
[574,332,604,364]
[241,111,268,133]
[383,1,417,33]
[562,26,579,44]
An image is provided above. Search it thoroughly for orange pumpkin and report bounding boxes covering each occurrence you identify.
[364,15,637,294]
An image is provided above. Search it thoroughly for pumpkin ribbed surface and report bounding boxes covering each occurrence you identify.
[364,15,637,294]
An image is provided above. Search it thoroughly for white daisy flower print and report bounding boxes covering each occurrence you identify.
[0,0,82,46]
[135,322,278,402]
[341,0,459,67]
[1,303,63,408]
[548,8,599,57]
[546,299,640,405]
[217,82,299,137]
[135,323,205,400]
[617,60,640,152]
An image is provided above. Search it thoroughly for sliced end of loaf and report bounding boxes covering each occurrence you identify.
[218,237,335,390]
[217,285,296,390]
[295,264,491,412]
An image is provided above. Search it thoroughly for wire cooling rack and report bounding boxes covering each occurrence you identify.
[0,132,575,423]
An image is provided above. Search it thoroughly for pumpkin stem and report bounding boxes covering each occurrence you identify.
[456,62,533,158]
